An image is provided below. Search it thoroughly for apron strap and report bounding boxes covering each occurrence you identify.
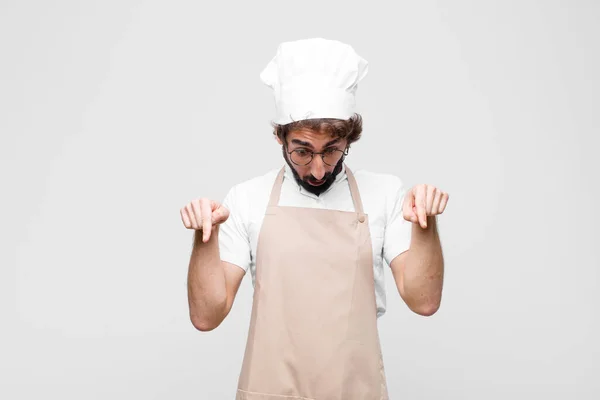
[345,166,365,215]
[268,164,365,215]
[268,167,286,207]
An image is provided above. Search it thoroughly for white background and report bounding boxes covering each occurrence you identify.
[1,1,599,399]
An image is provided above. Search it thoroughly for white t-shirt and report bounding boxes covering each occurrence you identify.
[219,163,412,318]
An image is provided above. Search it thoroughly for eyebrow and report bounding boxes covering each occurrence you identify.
[290,138,340,148]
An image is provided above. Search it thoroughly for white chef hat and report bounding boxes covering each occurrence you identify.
[260,38,369,125]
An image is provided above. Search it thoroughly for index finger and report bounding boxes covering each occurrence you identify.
[417,186,427,228]
[200,198,212,242]
[402,190,415,221]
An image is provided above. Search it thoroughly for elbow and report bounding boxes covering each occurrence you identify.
[189,303,227,332]
[404,293,441,316]
[188,296,228,332]
[190,315,221,332]
[411,302,440,317]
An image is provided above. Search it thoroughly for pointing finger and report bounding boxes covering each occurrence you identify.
[426,185,436,215]
[417,185,427,229]
[402,190,415,222]
[200,198,212,242]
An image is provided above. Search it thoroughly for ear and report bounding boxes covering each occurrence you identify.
[275,135,283,146]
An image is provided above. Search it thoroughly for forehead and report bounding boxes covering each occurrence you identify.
[287,128,342,146]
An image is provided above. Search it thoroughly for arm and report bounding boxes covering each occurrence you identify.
[390,215,444,316]
[182,189,249,332]
[187,225,245,331]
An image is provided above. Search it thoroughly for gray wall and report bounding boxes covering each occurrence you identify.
[1,1,598,399]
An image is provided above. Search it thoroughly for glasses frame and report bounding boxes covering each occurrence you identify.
[286,146,349,167]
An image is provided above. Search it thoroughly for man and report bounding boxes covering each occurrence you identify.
[181,38,449,399]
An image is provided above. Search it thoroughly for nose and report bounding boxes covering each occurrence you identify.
[310,156,326,180]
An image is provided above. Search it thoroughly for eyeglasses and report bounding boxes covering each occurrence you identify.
[287,147,349,166]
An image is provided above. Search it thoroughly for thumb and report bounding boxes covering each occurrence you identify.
[403,206,418,223]
[409,207,419,224]
[212,206,229,224]
[402,189,416,222]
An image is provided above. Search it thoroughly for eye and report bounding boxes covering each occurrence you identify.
[295,148,310,156]
[324,147,338,155]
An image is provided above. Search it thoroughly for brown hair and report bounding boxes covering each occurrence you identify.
[272,113,363,148]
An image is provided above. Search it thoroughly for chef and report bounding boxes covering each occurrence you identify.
[181,38,449,399]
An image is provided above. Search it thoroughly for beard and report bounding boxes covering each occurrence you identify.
[282,146,345,196]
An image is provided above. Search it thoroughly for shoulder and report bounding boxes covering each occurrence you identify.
[351,168,408,196]
[223,168,280,203]
[349,168,409,228]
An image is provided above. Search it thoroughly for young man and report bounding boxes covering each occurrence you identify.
[181,38,449,400]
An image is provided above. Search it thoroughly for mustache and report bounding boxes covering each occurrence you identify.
[304,173,332,182]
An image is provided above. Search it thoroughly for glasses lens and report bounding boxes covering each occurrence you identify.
[322,149,344,166]
[291,149,313,165]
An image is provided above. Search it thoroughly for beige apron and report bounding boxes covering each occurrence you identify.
[236,165,388,400]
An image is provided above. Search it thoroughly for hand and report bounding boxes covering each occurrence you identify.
[180,198,230,242]
[402,184,449,229]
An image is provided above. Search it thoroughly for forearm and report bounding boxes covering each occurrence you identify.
[187,225,228,330]
[402,216,444,315]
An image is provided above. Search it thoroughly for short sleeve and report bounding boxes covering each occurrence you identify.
[383,176,412,266]
[219,185,251,272]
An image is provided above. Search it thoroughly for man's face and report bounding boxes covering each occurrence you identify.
[277,128,348,196]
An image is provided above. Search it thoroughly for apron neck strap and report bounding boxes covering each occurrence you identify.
[268,164,365,215]
[268,167,286,207]
[345,166,365,215]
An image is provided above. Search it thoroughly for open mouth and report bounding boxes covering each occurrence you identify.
[307,178,325,186]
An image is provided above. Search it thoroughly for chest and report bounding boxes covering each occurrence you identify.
[245,179,387,265]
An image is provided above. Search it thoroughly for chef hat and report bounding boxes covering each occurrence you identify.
[260,38,369,125]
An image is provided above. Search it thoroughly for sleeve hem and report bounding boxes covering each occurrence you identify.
[220,253,249,272]
[384,243,411,267]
